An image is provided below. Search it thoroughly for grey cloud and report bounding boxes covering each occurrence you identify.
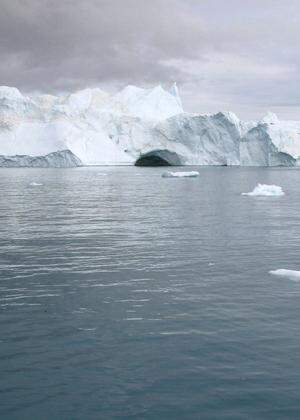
[0,0,299,118]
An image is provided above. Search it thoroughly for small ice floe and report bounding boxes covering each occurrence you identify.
[162,171,199,178]
[269,269,300,281]
[78,327,97,331]
[29,182,43,186]
[242,184,284,196]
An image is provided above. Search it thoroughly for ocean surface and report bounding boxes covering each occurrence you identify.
[1,166,300,420]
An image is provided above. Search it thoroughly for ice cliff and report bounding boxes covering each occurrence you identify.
[0,84,299,167]
[0,150,82,168]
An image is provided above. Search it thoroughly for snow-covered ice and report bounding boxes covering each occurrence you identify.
[242,184,285,196]
[162,171,199,178]
[269,269,300,281]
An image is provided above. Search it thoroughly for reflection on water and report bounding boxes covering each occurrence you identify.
[1,166,300,419]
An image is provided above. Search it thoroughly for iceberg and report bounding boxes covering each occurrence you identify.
[0,84,299,167]
[269,269,300,281]
[240,122,297,167]
[154,112,241,166]
[162,171,199,178]
[242,184,285,197]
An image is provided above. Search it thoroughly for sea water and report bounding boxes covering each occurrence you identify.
[1,166,300,419]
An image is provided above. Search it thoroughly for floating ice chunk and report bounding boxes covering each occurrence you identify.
[29,182,43,186]
[242,183,284,196]
[269,269,300,281]
[162,171,199,178]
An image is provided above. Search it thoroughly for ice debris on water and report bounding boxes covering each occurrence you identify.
[29,182,43,186]
[242,184,284,196]
[162,171,199,178]
[269,269,300,281]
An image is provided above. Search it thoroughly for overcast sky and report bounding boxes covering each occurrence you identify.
[1,0,299,119]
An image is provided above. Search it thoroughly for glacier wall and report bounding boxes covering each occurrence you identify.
[0,85,299,167]
[0,150,82,168]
